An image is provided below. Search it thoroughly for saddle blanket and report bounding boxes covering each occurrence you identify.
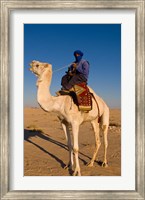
[56,83,92,111]
[74,83,92,111]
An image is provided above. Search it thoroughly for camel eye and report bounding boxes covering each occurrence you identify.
[36,64,39,67]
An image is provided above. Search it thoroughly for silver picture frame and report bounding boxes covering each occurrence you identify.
[0,0,144,199]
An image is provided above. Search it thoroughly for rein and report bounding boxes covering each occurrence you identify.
[53,63,72,73]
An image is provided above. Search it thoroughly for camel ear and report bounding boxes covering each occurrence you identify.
[44,64,48,68]
[45,63,49,68]
[45,63,52,71]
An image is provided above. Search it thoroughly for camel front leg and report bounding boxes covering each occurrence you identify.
[61,123,73,170]
[102,124,108,167]
[87,119,101,167]
[72,122,81,176]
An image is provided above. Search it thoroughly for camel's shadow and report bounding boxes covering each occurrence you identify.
[24,129,68,150]
[24,129,68,169]
[24,129,93,175]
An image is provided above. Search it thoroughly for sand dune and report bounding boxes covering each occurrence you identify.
[24,108,121,176]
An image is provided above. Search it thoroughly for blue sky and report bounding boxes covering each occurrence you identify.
[24,24,121,108]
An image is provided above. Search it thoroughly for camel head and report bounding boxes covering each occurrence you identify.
[29,60,52,77]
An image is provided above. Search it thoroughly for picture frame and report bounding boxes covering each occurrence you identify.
[0,0,144,199]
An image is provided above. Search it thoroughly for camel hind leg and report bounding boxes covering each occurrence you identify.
[101,106,109,167]
[87,106,109,168]
[87,119,101,167]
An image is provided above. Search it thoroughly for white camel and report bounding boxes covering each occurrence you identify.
[29,60,109,176]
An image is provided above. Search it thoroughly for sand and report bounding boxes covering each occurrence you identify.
[24,108,121,176]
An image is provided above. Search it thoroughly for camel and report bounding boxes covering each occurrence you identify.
[29,60,109,176]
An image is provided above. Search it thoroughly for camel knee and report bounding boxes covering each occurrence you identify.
[104,143,108,150]
[102,125,108,132]
[95,139,101,148]
[73,148,79,153]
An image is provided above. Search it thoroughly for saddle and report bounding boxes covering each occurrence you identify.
[56,83,92,112]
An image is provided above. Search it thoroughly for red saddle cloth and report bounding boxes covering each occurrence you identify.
[74,83,92,111]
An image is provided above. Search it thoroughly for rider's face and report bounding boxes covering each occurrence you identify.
[75,53,80,57]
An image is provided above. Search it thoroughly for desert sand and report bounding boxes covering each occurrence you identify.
[24,108,121,176]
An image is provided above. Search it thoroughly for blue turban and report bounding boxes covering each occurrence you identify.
[74,50,84,57]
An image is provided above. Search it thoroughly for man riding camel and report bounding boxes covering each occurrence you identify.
[57,50,92,111]
[61,50,90,91]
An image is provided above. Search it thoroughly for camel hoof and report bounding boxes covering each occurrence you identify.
[64,164,72,170]
[64,165,69,170]
[73,170,81,176]
[102,162,108,167]
[86,162,94,167]
[73,172,77,176]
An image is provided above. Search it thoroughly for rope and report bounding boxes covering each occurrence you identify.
[53,63,72,73]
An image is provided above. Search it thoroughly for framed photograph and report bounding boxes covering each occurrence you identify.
[1,0,144,199]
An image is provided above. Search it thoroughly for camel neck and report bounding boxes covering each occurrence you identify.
[37,69,53,111]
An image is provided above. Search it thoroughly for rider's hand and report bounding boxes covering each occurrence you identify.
[72,63,77,68]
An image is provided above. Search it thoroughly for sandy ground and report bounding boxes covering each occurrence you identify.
[24,108,121,176]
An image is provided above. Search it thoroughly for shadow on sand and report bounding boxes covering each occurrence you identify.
[24,129,95,175]
[24,129,68,169]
